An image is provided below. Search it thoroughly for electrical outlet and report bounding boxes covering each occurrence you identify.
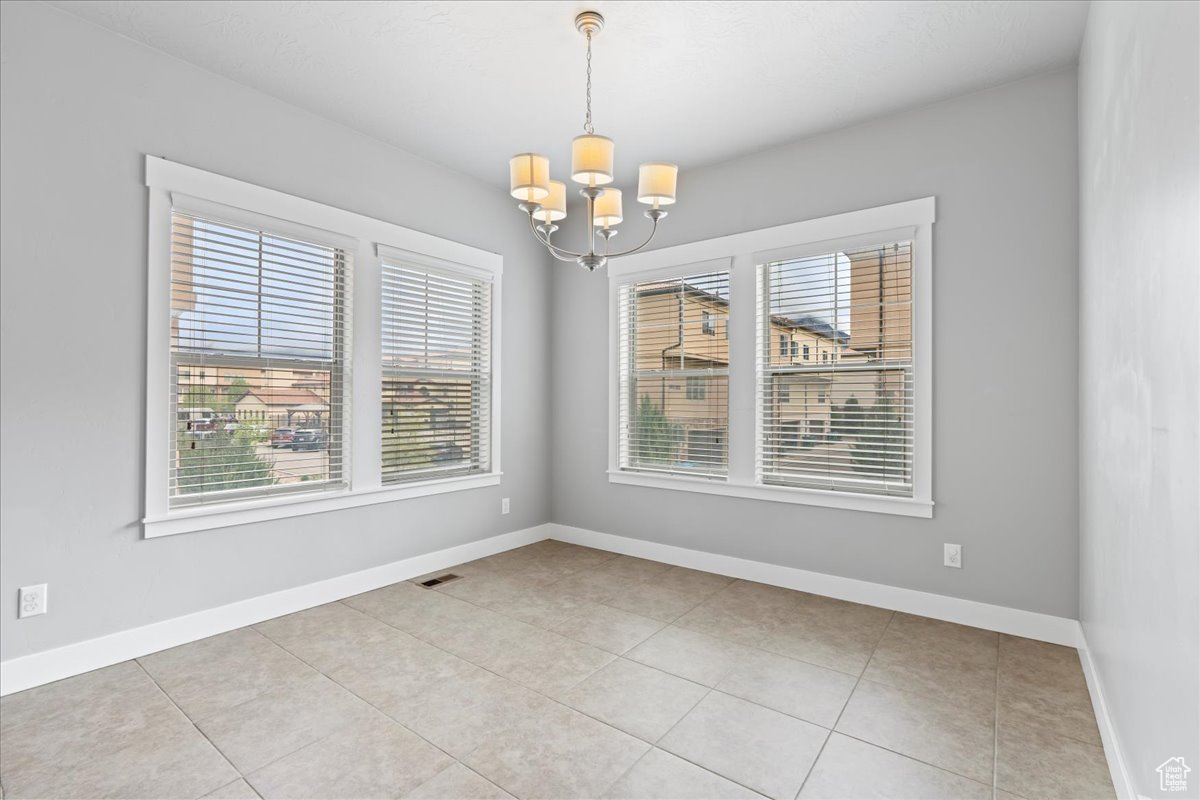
[943,544,962,569]
[501,497,510,515]
[19,584,47,618]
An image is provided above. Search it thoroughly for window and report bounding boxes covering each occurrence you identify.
[380,260,492,483]
[145,156,502,537]
[618,270,730,477]
[761,241,914,497]
[169,211,348,507]
[701,311,716,335]
[608,197,932,517]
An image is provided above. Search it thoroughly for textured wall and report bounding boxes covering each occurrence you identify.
[0,2,551,660]
[1078,2,1200,796]
[551,69,1082,618]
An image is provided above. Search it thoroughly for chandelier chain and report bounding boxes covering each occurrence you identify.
[584,30,594,134]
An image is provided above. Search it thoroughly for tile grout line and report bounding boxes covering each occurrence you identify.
[129,660,252,799]
[247,624,470,786]
[317,596,653,798]
[793,608,896,800]
[193,557,998,796]
[403,560,953,795]
[325,576,803,797]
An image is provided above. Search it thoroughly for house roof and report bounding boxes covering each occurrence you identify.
[236,387,325,408]
[637,280,729,307]
[637,280,849,343]
[773,313,850,344]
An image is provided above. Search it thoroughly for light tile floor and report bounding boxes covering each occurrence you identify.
[0,540,1116,800]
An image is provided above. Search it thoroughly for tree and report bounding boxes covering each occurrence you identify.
[632,394,680,464]
[850,393,905,478]
[382,405,438,473]
[831,395,862,440]
[226,375,252,404]
[176,427,274,495]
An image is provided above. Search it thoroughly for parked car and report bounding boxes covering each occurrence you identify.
[270,428,295,448]
[291,429,326,451]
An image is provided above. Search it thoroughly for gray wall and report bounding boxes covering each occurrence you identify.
[1078,2,1199,795]
[552,69,1082,618]
[0,1,551,661]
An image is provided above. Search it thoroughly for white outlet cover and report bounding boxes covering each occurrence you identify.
[501,497,510,514]
[943,544,962,568]
[19,584,48,618]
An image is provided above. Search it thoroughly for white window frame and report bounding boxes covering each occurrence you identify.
[608,197,934,518]
[144,156,501,538]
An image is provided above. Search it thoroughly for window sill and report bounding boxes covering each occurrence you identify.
[606,470,933,518]
[144,472,503,538]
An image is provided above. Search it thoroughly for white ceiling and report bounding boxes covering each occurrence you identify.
[50,1,1089,188]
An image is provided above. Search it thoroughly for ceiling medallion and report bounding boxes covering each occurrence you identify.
[508,10,678,272]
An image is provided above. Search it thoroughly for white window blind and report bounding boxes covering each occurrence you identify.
[381,261,491,483]
[758,241,913,497]
[618,271,730,477]
[169,211,349,507]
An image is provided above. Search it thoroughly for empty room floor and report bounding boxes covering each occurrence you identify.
[0,540,1115,800]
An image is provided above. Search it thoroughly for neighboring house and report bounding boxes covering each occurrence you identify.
[234,386,328,428]
[631,245,911,470]
[381,380,474,472]
[632,280,859,466]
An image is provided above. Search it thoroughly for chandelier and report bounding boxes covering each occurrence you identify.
[508,11,678,272]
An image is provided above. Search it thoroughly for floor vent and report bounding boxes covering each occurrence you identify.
[418,574,461,588]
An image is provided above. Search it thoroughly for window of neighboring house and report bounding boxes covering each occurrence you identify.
[381,259,492,484]
[617,270,730,478]
[778,382,790,404]
[790,340,799,359]
[701,311,716,335]
[168,211,348,508]
[803,343,810,360]
[779,334,787,357]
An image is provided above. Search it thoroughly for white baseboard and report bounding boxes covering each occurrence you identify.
[547,523,1081,646]
[1077,623,1138,800]
[2,521,1085,698]
[0,524,551,697]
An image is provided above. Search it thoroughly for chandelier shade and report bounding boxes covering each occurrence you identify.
[637,163,679,206]
[593,188,623,227]
[507,10,677,272]
[534,180,568,223]
[509,153,550,202]
[571,135,615,185]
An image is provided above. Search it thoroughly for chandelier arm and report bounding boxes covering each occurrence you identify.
[526,211,587,259]
[602,217,661,258]
[542,242,584,263]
